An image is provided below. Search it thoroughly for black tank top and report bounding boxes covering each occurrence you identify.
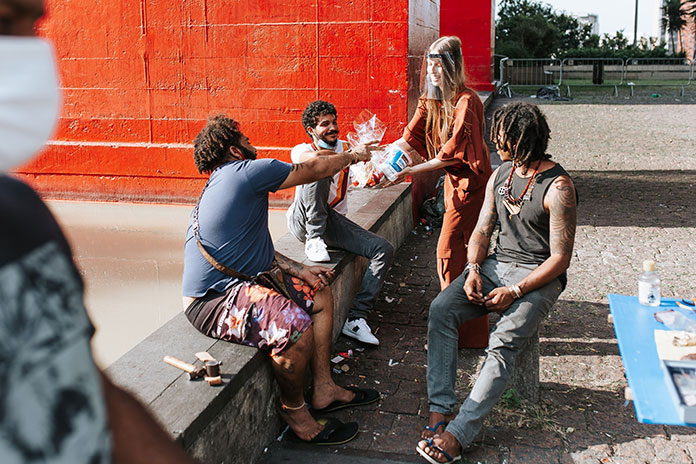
[493,161,572,287]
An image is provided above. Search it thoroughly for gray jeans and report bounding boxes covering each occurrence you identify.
[427,257,563,449]
[288,177,394,319]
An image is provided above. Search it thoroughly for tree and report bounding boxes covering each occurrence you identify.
[600,30,630,50]
[495,0,594,58]
[661,0,688,54]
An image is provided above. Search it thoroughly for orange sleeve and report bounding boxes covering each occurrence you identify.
[402,99,429,159]
[436,92,488,175]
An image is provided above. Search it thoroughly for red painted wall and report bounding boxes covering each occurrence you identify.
[14,0,492,205]
[441,0,495,91]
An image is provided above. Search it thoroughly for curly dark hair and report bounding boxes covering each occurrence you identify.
[490,102,552,169]
[301,100,337,139]
[193,115,244,174]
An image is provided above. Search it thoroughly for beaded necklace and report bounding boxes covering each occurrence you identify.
[502,161,540,217]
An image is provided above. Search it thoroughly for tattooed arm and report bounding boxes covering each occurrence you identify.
[483,174,577,313]
[278,142,377,190]
[274,251,334,291]
[463,170,500,304]
[515,174,576,291]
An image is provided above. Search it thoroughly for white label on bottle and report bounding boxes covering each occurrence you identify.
[638,281,660,306]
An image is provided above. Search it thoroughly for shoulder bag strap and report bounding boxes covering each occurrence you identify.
[193,175,253,282]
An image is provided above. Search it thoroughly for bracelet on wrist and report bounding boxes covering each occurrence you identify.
[509,284,523,299]
[465,262,481,274]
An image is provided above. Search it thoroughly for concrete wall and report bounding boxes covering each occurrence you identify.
[15,0,415,204]
[14,0,494,206]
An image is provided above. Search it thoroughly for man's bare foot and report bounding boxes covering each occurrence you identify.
[416,432,462,463]
[311,381,355,410]
[278,402,323,441]
[421,412,453,439]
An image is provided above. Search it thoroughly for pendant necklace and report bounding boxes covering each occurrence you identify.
[502,161,540,218]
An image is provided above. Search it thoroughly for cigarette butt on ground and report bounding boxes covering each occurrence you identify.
[205,376,222,386]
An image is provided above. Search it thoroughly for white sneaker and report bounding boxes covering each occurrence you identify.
[305,237,330,262]
[342,318,379,345]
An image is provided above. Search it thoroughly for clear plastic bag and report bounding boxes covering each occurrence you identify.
[347,110,388,188]
[655,310,696,333]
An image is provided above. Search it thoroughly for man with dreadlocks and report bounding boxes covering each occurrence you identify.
[182,115,380,445]
[417,102,577,464]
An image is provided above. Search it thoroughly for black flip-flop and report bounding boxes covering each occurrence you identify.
[290,417,359,446]
[313,386,380,413]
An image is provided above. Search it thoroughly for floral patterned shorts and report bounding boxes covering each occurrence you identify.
[185,272,316,356]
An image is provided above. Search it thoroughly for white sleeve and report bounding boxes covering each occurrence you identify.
[290,143,312,164]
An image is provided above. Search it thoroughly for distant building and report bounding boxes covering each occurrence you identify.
[574,13,600,35]
[658,0,695,58]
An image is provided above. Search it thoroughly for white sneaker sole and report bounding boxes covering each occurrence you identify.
[341,327,379,345]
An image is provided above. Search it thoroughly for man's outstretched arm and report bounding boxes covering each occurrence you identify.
[278,142,377,190]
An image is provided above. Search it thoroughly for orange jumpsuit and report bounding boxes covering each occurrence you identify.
[403,88,492,348]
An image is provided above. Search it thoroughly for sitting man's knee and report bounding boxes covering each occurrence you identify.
[311,285,333,310]
[428,293,450,325]
[371,237,394,262]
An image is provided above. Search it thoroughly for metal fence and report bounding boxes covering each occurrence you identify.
[500,58,562,87]
[498,56,695,97]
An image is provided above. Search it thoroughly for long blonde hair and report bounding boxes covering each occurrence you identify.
[423,36,467,159]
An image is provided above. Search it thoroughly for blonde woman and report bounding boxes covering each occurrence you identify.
[389,35,492,438]
[393,39,491,326]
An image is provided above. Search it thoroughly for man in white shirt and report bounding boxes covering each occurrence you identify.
[287,100,394,345]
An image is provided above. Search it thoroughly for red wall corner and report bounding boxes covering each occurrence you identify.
[440,0,494,91]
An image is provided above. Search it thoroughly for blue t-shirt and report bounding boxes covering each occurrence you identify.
[182,158,292,297]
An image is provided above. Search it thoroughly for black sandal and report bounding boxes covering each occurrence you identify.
[290,417,359,446]
[312,387,380,413]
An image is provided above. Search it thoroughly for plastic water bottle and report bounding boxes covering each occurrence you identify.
[377,145,411,182]
[638,260,660,307]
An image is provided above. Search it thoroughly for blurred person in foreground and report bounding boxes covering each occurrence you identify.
[286,100,394,345]
[416,102,577,463]
[182,115,380,445]
[0,1,197,462]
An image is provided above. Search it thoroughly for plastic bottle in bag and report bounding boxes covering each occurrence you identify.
[655,310,696,333]
[377,145,411,182]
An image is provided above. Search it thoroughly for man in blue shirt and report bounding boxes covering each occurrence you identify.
[182,115,380,445]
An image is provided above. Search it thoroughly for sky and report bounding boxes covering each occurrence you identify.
[512,0,663,39]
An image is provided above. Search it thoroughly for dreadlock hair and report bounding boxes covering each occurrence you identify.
[301,100,337,139]
[489,102,552,171]
[193,115,244,174]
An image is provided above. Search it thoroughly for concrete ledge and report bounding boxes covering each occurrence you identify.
[107,183,412,464]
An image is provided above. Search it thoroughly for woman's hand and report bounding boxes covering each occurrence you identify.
[483,287,515,314]
[299,266,335,292]
[392,166,412,184]
[463,271,485,305]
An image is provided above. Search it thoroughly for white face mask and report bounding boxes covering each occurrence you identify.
[0,37,61,172]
